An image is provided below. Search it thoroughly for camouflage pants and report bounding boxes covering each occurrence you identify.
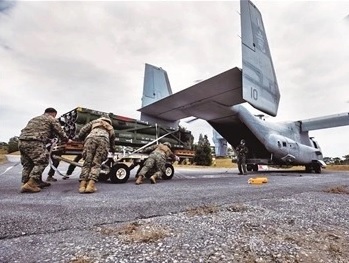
[18,140,49,183]
[80,137,109,182]
[237,155,247,174]
[138,152,166,179]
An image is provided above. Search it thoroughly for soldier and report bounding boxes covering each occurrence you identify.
[74,116,115,194]
[135,142,178,185]
[235,139,249,175]
[18,108,70,193]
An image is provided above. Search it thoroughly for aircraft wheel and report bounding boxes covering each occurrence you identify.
[252,164,258,172]
[305,165,312,173]
[246,164,253,172]
[162,163,174,180]
[109,163,130,183]
[313,163,321,174]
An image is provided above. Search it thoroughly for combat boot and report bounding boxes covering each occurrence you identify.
[150,174,157,184]
[85,180,96,193]
[135,175,144,185]
[46,175,57,182]
[38,174,50,188]
[78,180,87,193]
[20,178,41,193]
[62,175,70,180]
[38,180,51,188]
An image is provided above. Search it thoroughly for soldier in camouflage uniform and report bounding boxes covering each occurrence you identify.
[74,116,115,193]
[135,142,178,185]
[235,139,249,175]
[18,108,70,193]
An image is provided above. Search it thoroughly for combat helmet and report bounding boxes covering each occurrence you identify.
[99,116,112,125]
[163,141,172,148]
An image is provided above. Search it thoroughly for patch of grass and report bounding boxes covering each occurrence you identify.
[0,148,7,164]
[99,222,169,243]
[99,222,139,236]
[213,158,237,168]
[326,165,349,171]
[186,205,219,217]
[324,185,349,195]
[226,203,248,213]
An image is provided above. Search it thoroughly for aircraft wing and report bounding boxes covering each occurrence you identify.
[299,113,349,131]
[138,67,244,123]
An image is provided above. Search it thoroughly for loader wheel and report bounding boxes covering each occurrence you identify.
[162,163,174,180]
[109,163,130,184]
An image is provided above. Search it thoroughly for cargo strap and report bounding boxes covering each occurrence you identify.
[113,130,177,162]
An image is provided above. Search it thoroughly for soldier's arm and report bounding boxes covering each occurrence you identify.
[52,119,69,142]
[76,122,92,140]
[168,151,177,162]
[142,144,157,154]
[109,132,116,152]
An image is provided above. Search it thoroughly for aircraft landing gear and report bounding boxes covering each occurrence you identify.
[247,164,259,172]
[305,163,322,174]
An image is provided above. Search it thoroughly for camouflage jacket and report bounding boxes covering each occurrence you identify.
[77,119,115,150]
[144,143,176,161]
[19,114,68,143]
[236,144,248,157]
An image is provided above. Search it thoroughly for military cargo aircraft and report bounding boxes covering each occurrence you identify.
[138,0,349,173]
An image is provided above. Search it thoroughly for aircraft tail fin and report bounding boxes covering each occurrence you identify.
[299,113,349,131]
[241,0,280,116]
[140,63,179,127]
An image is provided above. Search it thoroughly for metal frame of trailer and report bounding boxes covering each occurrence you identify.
[50,140,176,184]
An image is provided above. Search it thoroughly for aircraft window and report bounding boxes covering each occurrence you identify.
[277,141,281,148]
[282,142,286,147]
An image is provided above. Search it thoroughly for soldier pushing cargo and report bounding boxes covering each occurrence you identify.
[74,116,115,193]
[136,142,178,185]
[18,108,70,193]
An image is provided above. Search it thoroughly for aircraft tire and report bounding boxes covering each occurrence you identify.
[313,163,321,174]
[305,165,312,173]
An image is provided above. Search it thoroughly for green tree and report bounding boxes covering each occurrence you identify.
[193,134,212,166]
[7,136,19,153]
[332,157,342,165]
[343,155,349,165]
[323,157,333,164]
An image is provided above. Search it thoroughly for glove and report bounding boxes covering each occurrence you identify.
[175,155,180,162]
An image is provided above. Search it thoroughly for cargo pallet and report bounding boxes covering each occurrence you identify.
[51,107,195,183]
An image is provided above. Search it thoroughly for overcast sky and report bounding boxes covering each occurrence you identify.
[0,0,348,158]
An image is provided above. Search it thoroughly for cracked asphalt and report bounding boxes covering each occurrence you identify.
[0,161,348,262]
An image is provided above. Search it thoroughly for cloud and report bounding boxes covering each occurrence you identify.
[0,1,348,158]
